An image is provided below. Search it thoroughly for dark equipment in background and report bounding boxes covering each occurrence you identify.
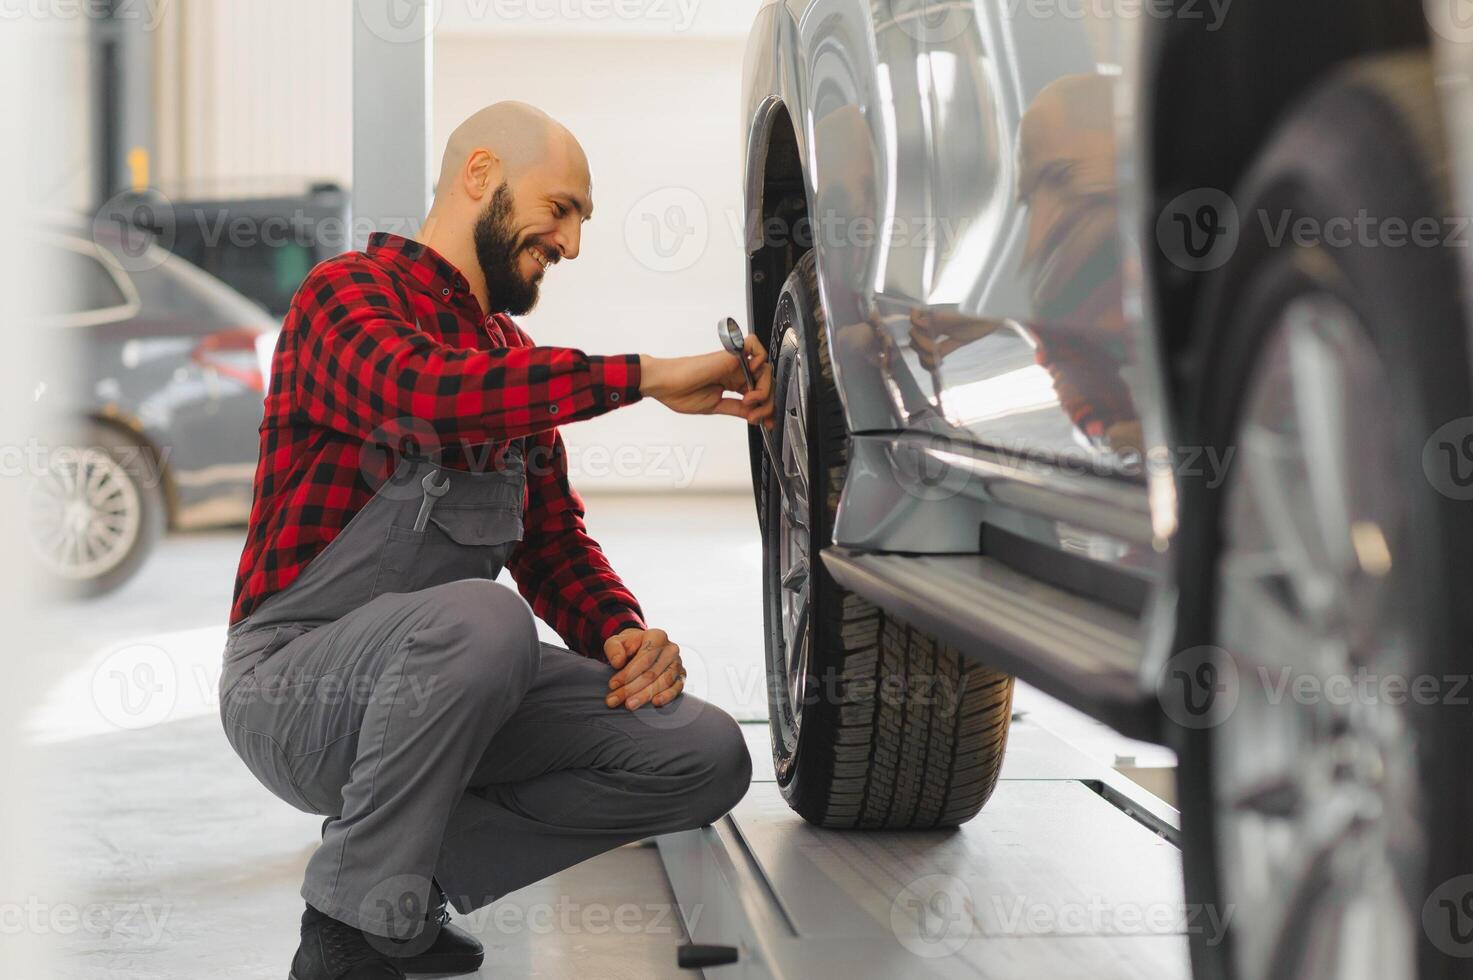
[105,182,352,317]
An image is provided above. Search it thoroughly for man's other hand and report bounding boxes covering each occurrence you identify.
[639,334,775,429]
[603,627,686,710]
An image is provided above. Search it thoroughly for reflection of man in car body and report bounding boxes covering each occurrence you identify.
[219,102,772,980]
[1017,73,1141,453]
[908,74,1144,455]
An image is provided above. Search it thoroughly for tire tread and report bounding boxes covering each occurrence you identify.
[772,252,1014,830]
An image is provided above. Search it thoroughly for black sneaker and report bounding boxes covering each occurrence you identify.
[290,905,405,980]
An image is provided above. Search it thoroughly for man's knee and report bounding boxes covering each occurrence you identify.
[683,707,753,824]
[411,579,540,697]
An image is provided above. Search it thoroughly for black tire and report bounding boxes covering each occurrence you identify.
[27,421,166,598]
[1174,54,1473,980]
[760,250,1014,830]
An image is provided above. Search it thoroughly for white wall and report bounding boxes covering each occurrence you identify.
[43,20,94,213]
[153,0,354,191]
[433,32,754,491]
[438,0,760,38]
[153,1,761,490]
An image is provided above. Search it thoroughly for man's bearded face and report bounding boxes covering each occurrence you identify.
[474,181,548,316]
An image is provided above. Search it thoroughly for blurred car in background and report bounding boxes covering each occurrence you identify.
[32,218,279,597]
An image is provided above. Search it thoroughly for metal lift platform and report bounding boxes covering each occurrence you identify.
[657,717,1192,979]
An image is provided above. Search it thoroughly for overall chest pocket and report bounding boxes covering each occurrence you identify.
[370,503,525,598]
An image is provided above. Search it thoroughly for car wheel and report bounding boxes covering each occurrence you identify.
[1175,54,1473,980]
[27,421,166,598]
[760,250,1015,829]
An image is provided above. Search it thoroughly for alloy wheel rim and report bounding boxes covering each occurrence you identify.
[29,446,142,581]
[775,327,813,745]
[1212,294,1421,980]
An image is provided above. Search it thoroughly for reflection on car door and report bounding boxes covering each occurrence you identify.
[904,6,1157,475]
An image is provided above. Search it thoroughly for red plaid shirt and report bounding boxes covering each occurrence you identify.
[230,233,646,658]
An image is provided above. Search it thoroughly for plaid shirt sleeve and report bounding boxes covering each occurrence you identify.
[1034,335,1137,441]
[294,256,643,442]
[507,428,646,660]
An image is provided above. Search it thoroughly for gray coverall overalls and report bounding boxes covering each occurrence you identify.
[218,442,752,941]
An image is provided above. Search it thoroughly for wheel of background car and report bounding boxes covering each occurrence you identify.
[760,249,1015,829]
[1173,54,1473,980]
[26,421,166,598]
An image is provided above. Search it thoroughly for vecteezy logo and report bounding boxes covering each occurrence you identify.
[355,0,443,44]
[93,190,177,273]
[1440,437,1473,488]
[91,644,178,731]
[891,433,972,503]
[891,874,974,958]
[1176,209,1225,259]
[888,0,974,44]
[1158,645,1239,730]
[1428,0,1473,44]
[1424,875,1473,957]
[1446,895,1473,946]
[623,187,709,273]
[1156,189,1239,272]
[1423,417,1473,501]
[361,874,437,956]
[360,417,444,500]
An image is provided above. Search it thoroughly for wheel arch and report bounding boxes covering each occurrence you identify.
[743,96,813,506]
[1144,0,1432,385]
[744,98,811,354]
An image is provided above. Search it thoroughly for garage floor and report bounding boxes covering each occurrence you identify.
[27,493,1173,978]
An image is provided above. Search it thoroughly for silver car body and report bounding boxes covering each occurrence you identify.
[740,0,1470,734]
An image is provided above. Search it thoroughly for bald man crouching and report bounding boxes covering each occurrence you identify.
[218,103,771,980]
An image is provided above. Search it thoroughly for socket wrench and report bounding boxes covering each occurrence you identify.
[719,317,794,510]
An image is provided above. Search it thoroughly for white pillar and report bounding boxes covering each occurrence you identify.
[351,0,436,250]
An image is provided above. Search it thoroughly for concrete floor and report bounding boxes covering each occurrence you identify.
[26,492,1170,978]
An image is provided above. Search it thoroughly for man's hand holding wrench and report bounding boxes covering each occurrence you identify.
[637,324,775,429]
